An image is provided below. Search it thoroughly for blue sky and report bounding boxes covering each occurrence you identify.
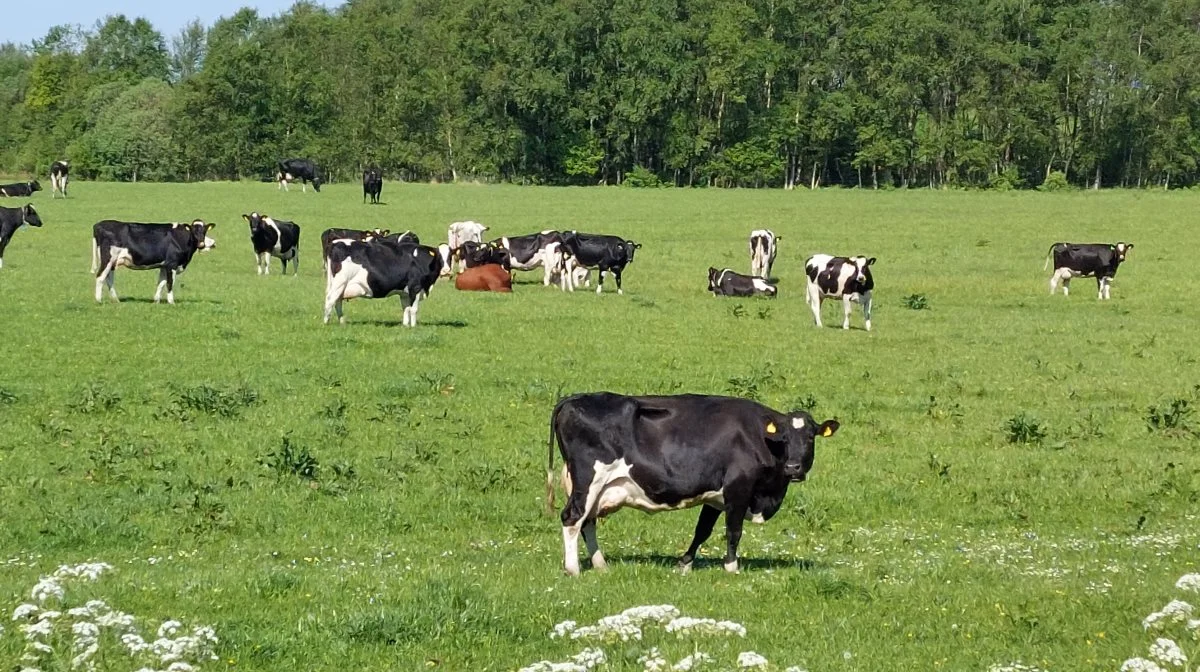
[1,0,339,47]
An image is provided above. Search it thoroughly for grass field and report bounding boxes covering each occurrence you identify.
[1,182,1197,672]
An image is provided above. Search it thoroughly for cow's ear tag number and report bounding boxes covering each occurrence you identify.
[766,422,777,434]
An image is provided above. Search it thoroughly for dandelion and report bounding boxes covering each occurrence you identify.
[13,604,40,620]
[737,651,769,669]
[1148,638,1187,667]
[1122,658,1167,672]
[1177,574,1200,595]
[1145,601,1195,630]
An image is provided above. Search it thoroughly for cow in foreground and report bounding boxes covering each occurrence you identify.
[455,263,512,292]
[708,267,777,297]
[92,220,216,304]
[244,212,300,275]
[749,229,779,279]
[0,204,43,269]
[363,168,382,204]
[557,232,640,294]
[1045,242,1132,299]
[50,161,69,198]
[0,181,41,198]
[548,393,839,576]
[324,240,443,326]
[805,254,875,331]
[277,159,322,192]
[445,221,489,273]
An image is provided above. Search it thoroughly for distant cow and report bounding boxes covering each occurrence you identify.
[320,227,389,267]
[92,220,216,304]
[557,232,641,294]
[749,229,779,279]
[363,168,382,204]
[50,161,69,198]
[455,263,512,292]
[277,159,322,193]
[805,254,875,331]
[324,240,444,326]
[446,221,489,273]
[497,231,567,286]
[0,204,43,269]
[1045,242,1132,299]
[708,267,777,297]
[0,181,41,198]
[244,212,300,275]
[548,392,839,576]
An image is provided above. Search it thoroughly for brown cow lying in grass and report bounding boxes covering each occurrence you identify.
[455,263,512,292]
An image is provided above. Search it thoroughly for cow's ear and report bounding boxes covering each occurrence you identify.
[206,222,217,231]
[817,420,840,438]
[866,257,876,266]
[1127,243,1133,250]
[241,214,250,221]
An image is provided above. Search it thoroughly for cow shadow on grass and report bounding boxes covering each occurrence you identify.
[606,553,820,573]
[112,297,224,305]
[354,318,469,328]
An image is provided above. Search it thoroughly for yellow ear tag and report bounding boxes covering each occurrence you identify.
[822,427,833,437]
[429,250,435,256]
[766,422,776,434]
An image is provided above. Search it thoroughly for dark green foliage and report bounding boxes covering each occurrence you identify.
[902,294,929,310]
[1146,398,1193,435]
[1005,413,1048,445]
[159,384,261,421]
[261,436,320,481]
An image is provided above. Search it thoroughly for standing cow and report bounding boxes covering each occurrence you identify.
[50,161,69,199]
[548,392,839,576]
[244,212,300,276]
[445,221,489,274]
[805,254,875,331]
[1045,242,1132,299]
[324,240,444,326]
[749,229,779,279]
[277,159,322,192]
[557,232,640,294]
[0,204,43,269]
[92,220,217,304]
[363,168,382,204]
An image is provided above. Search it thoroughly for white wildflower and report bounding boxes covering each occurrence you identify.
[13,604,40,620]
[784,667,809,672]
[29,640,54,654]
[72,621,99,641]
[30,577,64,603]
[121,633,151,654]
[1188,619,1200,633]
[665,617,746,638]
[70,642,98,669]
[620,605,680,625]
[1149,638,1188,667]
[550,620,577,639]
[22,619,54,638]
[570,616,642,642]
[737,651,769,669]
[989,664,1046,672]
[639,647,668,672]
[518,662,587,672]
[1122,658,1167,672]
[96,609,135,630]
[55,562,112,581]
[167,663,196,672]
[157,620,183,638]
[571,647,606,669]
[37,611,61,621]
[1177,574,1200,594]
[1145,601,1195,630]
[19,668,41,672]
[673,652,715,671]
[66,607,91,618]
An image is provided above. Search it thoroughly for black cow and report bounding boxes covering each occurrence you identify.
[92,220,216,304]
[277,159,322,193]
[557,232,641,294]
[320,227,389,267]
[1045,242,1132,300]
[363,168,382,204]
[0,181,41,198]
[804,254,875,331]
[50,161,69,198]
[0,204,43,269]
[324,240,444,326]
[708,267,777,297]
[244,212,300,276]
[460,240,511,270]
[547,393,839,576]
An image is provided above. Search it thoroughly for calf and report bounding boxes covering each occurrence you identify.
[320,227,389,267]
[557,232,641,294]
[446,221,489,273]
[748,229,779,279]
[363,168,382,204]
[277,159,322,192]
[50,161,69,198]
[324,240,443,326]
[0,181,41,198]
[0,204,43,269]
[548,392,839,576]
[708,267,777,297]
[92,220,217,304]
[454,263,512,292]
[1045,242,1132,299]
[805,254,875,330]
[244,212,300,276]
[460,240,511,270]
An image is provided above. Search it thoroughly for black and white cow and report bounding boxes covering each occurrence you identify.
[277,159,322,193]
[92,220,216,304]
[0,181,41,198]
[749,229,779,279]
[495,231,565,285]
[50,161,69,199]
[377,230,419,246]
[324,240,444,327]
[460,240,511,270]
[557,232,641,294]
[244,212,300,276]
[446,221,489,273]
[804,254,875,331]
[0,204,43,269]
[320,227,389,267]
[708,267,777,297]
[548,392,839,576]
[363,168,382,204]
[1045,242,1132,300]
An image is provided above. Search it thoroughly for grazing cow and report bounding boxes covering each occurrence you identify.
[454,263,513,292]
[320,227,389,267]
[1045,242,1132,299]
[749,229,779,279]
[460,240,511,270]
[557,232,641,294]
[496,231,568,286]
[50,161,69,199]
[363,168,382,204]
[708,267,777,297]
[277,159,322,193]
[0,204,43,269]
[805,254,875,331]
[0,181,41,198]
[92,220,216,304]
[446,221,489,272]
[548,392,839,576]
[244,212,300,276]
[324,240,444,326]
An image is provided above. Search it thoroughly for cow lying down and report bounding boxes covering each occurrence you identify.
[455,263,512,292]
[548,392,839,576]
[708,267,777,297]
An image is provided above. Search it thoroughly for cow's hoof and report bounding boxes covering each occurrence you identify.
[591,557,608,572]
[723,560,739,573]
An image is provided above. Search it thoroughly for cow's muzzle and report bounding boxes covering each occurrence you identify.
[783,464,807,481]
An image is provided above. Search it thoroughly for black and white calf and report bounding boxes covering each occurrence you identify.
[50,161,69,198]
[244,212,300,275]
[324,240,444,327]
[363,168,382,204]
[277,159,322,192]
[1045,242,1132,300]
[0,204,43,269]
[749,229,779,279]
[557,232,641,294]
[0,181,41,198]
[708,267,777,297]
[92,220,216,304]
[804,254,875,331]
[548,392,839,576]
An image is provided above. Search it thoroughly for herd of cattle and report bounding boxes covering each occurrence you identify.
[1,159,1140,575]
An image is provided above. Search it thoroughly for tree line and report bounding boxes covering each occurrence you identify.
[2,0,1199,189]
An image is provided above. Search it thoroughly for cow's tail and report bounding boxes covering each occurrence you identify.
[1043,244,1058,271]
[546,397,567,515]
[90,237,99,274]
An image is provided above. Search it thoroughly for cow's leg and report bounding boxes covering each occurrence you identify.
[1104,277,1112,300]
[723,506,748,573]
[0,237,8,268]
[806,284,823,327]
[679,505,722,573]
[595,268,605,295]
[580,519,606,571]
[862,291,873,331]
[560,462,598,577]
[1062,275,1071,297]
[409,294,421,327]
[153,268,169,303]
[842,295,853,330]
[1098,276,1109,300]
[614,268,624,295]
[292,250,299,276]
[166,270,177,305]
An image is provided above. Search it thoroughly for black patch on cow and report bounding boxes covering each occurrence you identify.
[0,204,43,268]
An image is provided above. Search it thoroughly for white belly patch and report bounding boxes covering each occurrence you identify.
[588,459,724,517]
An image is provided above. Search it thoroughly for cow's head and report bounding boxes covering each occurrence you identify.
[767,411,839,482]
[243,212,265,232]
[851,256,875,285]
[625,240,642,263]
[707,267,721,291]
[22,204,42,227]
[311,177,322,192]
[1113,242,1132,263]
[189,220,216,251]
[29,180,42,192]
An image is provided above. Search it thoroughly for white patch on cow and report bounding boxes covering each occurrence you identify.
[724,559,739,573]
[323,260,372,324]
[791,417,805,429]
[749,229,777,278]
[437,244,453,276]
[562,525,582,577]
[447,221,488,272]
[750,512,766,525]
[1050,267,1073,296]
[587,459,724,517]
[750,277,774,294]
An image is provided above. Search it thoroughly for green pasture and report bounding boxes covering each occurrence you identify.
[0,183,1197,671]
